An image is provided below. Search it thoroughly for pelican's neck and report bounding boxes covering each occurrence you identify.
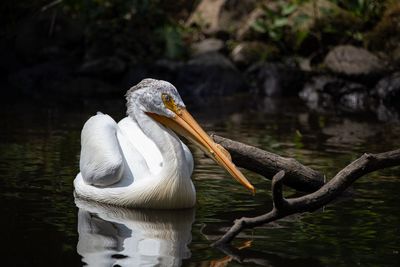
[130,106,190,180]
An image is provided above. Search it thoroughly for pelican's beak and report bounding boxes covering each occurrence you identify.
[147,108,255,193]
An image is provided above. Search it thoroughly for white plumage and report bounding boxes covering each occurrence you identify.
[74,112,196,208]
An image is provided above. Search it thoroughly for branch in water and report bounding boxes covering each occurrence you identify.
[213,148,400,245]
[210,134,324,192]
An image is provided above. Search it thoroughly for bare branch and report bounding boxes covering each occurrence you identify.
[213,148,400,246]
[271,170,287,210]
[211,134,324,192]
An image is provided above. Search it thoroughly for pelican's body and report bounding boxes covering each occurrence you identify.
[74,113,196,208]
[74,79,254,209]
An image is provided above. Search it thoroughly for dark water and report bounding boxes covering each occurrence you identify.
[0,96,399,266]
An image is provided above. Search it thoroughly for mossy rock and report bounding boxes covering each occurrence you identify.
[323,45,385,76]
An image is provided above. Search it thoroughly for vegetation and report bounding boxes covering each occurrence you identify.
[2,0,397,62]
[250,0,390,54]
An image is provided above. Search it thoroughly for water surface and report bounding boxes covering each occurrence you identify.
[0,96,399,266]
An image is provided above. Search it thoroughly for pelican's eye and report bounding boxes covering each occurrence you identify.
[163,94,171,102]
[162,93,181,114]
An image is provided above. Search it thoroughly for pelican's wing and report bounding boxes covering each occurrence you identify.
[79,114,125,186]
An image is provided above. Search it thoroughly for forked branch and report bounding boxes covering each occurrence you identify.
[213,148,400,245]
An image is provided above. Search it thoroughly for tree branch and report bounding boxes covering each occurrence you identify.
[213,148,400,246]
[271,170,287,210]
[211,134,324,192]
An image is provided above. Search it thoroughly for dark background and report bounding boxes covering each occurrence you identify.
[1,0,399,120]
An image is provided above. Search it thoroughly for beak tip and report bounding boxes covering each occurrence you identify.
[251,187,256,195]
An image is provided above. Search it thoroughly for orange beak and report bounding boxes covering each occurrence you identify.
[147,108,255,193]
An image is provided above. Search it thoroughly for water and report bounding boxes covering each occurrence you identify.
[0,96,399,266]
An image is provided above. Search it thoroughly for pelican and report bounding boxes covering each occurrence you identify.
[74,78,254,209]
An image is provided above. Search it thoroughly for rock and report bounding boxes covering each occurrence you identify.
[338,90,370,113]
[299,76,336,111]
[297,57,312,72]
[176,52,247,98]
[190,38,225,56]
[371,72,400,121]
[373,72,400,110]
[324,45,384,76]
[300,73,400,120]
[230,41,278,66]
[186,0,257,35]
[247,62,306,97]
[299,75,371,113]
[78,57,126,77]
[373,72,400,107]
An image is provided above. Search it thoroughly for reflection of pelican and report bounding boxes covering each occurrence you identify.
[74,78,254,208]
[75,198,194,266]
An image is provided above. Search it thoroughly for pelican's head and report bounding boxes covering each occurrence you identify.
[126,78,255,193]
[126,78,185,118]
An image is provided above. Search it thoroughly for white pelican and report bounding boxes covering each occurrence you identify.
[74,78,254,209]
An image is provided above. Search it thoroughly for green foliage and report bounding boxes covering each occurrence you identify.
[251,1,298,43]
[332,0,386,24]
[251,0,389,53]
